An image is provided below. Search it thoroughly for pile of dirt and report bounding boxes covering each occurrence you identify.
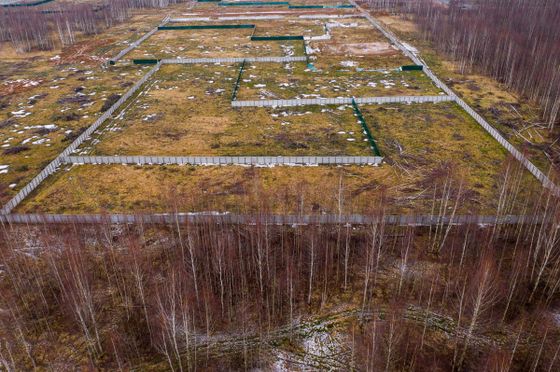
[317,42,398,56]
[0,78,43,97]
[55,38,113,65]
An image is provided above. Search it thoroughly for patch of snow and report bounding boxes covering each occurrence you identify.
[31,138,49,145]
[11,110,31,118]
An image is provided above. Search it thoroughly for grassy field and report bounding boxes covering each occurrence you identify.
[125,17,394,61]
[127,29,307,60]
[17,164,398,214]
[17,100,542,215]
[79,63,378,157]
[361,102,522,205]
[0,62,147,201]
[236,61,440,100]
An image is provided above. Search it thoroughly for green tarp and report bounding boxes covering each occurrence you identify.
[231,60,246,101]
[351,99,381,157]
[401,65,424,71]
[133,59,160,65]
[251,35,304,41]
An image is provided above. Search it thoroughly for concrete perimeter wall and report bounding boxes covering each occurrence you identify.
[63,155,384,166]
[0,213,541,226]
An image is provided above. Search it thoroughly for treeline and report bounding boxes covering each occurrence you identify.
[0,161,559,370]
[0,0,191,52]
[363,0,560,129]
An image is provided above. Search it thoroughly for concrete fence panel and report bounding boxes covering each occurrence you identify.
[109,17,169,65]
[62,156,383,166]
[232,95,454,108]
[0,213,545,226]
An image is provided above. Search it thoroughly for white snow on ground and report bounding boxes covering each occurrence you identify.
[11,110,31,118]
[0,165,9,174]
[306,45,321,54]
[552,310,560,327]
[3,79,41,88]
[340,60,357,67]
[24,124,57,130]
[326,21,359,28]
[22,136,38,144]
[271,329,348,370]
[31,138,49,145]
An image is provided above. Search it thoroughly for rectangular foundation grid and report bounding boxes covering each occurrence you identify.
[2,1,557,221]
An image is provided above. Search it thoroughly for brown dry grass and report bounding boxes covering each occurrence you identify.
[17,164,401,214]
[236,61,440,100]
[376,15,419,34]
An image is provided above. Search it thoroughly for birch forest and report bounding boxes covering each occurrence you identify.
[0,0,191,52]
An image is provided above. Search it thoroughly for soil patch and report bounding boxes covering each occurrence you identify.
[319,42,398,56]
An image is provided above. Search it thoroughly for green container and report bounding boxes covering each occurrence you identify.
[401,65,424,71]
[158,24,255,30]
[251,35,304,41]
[133,59,160,65]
